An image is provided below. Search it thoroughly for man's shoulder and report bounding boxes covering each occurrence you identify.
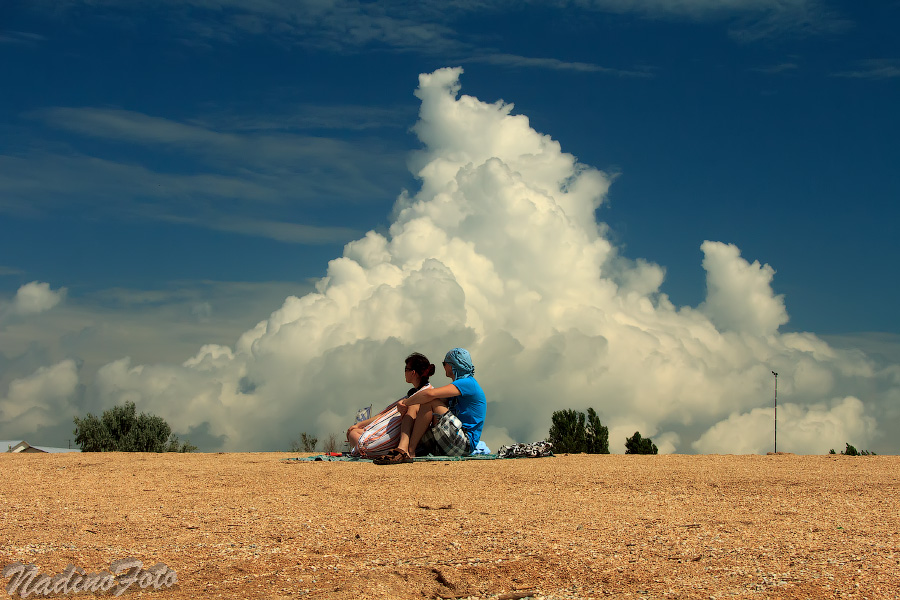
[455,377,485,397]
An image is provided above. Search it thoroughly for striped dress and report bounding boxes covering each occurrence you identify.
[354,385,431,457]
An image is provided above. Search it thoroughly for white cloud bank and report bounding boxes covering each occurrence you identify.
[0,360,79,434]
[693,397,877,454]
[3,68,897,453]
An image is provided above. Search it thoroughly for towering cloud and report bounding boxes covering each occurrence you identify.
[699,241,788,336]
[6,68,894,453]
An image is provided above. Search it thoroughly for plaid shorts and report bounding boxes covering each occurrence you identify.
[418,410,470,457]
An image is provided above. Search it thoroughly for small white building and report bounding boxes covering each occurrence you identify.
[1,440,81,453]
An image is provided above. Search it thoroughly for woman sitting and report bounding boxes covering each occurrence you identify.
[375,347,486,464]
[346,352,435,457]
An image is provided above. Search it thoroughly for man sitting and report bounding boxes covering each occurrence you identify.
[375,348,486,464]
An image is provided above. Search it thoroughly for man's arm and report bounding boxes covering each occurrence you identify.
[401,383,460,407]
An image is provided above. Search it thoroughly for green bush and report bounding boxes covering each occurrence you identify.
[548,407,609,454]
[829,442,875,456]
[625,431,658,455]
[73,402,196,452]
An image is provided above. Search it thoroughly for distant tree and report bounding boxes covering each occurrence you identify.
[625,431,658,455]
[291,432,318,453]
[830,443,875,456]
[585,407,610,454]
[548,408,609,454]
[166,435,198,453]
[548,409,587,453]
[73,402,195,452]
[323,433,338,453]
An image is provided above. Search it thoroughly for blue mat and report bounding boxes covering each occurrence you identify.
[285,453,502,462]
[284,442,554,462]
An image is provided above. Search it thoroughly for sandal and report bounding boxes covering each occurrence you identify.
[373,448,413,465]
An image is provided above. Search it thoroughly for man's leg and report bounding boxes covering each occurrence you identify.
[430,410,470,457]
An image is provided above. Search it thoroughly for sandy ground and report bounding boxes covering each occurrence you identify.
[1,452,898,600]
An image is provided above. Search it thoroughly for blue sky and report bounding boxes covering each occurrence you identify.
[1,0,899,452]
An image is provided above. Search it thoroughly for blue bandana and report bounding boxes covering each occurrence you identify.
[444,348,474,380]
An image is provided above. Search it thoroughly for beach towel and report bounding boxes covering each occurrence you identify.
[286,453,502,462]
[498,441,553,458]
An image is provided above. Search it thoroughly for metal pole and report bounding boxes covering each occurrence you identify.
[772,371,778,453]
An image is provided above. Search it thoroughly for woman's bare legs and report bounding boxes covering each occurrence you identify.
[406,404,434,457]
[395,404,420,457]
[347,425,364,449]
[397,402,443,457]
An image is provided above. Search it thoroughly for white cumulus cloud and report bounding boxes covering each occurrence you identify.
[699,240,788,336]
[0,360,79,436]
[692,396,877,454]
[8,281,67,317]
[8,68,897,454]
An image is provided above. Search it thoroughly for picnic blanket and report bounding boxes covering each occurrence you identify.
[285,453,502,463]
[285,441,554,463]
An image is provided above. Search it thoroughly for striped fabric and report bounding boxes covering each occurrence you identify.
[353,385,431,457]
[354,400,402,457]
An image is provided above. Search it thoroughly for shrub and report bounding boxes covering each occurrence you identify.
[73,402,195,452]
[291,432,318,452]
[548,408,609,454]
[625,431,658,455]
[830,443,875,456]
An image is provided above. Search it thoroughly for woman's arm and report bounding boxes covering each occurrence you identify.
[348,397,402,433]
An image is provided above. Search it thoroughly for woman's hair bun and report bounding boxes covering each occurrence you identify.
[427,364,436,377]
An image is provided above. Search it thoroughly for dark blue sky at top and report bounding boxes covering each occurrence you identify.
[1,0,898,336]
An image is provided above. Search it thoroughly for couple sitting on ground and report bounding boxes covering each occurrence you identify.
[346,348,486,464]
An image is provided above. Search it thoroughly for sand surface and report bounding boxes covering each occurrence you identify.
[1,452,898,599]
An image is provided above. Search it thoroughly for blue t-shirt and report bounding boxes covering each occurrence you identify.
[449,377,487,451]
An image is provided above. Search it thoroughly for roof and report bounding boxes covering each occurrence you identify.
[1,440,81,453]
